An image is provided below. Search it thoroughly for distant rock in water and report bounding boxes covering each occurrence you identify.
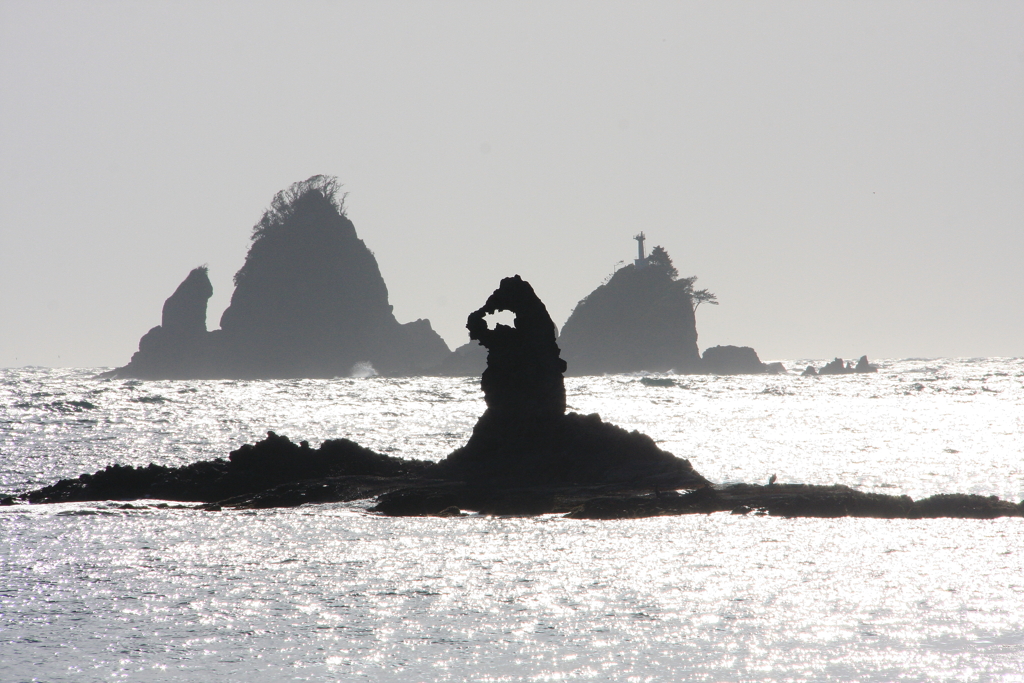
[814,356,878,376]
[103,176,450,379]
[117,267,216,379]
[855,355,879,373]
[817,358,850,375]
[428,341,488,377]
[434,275,707,488]
[558,245,704,375]
[701,345,768,375]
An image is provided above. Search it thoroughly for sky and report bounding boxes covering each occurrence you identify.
[1,1,1022,368]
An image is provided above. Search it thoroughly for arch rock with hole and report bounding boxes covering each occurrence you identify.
[435,275,708,488]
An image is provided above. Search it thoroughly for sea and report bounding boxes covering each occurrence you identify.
[2,358,1023,682]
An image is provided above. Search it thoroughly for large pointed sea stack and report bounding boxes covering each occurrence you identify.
[557,243,706,375]
[436,275,708,487]
[104,176,450,379]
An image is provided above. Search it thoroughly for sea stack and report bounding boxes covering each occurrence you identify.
[557,237,706,375]
[117,266,216,379]
[436,275,708,487]
[103,176,450,379]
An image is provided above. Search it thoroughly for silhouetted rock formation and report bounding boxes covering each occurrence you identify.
[701,345,768,374]
[818,358,850,375]
[103,176,450,379]
[855,355,879,373]
[23,431,431,506]
[162,266,214,336]
[813,356,878,376]
[562,484,1024,520]
[435,275,708,487]
[114,267,216,379]
[28,278,706,507]
[558,247,703,375]
[30,273,1005,518]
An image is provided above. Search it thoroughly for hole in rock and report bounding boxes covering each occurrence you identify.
[483,310,516,330]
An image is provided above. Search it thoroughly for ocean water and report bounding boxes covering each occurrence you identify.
[2,359,1023,682]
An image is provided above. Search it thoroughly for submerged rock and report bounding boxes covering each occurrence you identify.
[435,275,708,488]
[103,176,450,379]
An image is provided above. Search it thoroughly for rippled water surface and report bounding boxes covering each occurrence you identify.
[2,359,1023,681]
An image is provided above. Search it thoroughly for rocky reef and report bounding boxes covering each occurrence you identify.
[558,246,703,375]
[18,437,1022,519]
[103,176,450,379]
[802,356,879,376]
[21,431,431,508]
[561,484,1023,520]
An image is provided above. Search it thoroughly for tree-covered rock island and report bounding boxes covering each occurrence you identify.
[559,234,710,375]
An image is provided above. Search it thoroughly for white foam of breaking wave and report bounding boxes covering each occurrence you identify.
[349,361,378,378]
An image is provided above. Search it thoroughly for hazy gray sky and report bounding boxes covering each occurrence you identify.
[2,1,1022,368]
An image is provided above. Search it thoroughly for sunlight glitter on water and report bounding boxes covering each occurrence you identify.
[3,506,1023,681]
[2,360,1023,681]
[3,359,1023,499]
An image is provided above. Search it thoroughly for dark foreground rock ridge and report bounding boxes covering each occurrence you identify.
[103,175,450,379]
[16,441,1022,520]
[371,482,1024,520]
[20,431,434,507]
